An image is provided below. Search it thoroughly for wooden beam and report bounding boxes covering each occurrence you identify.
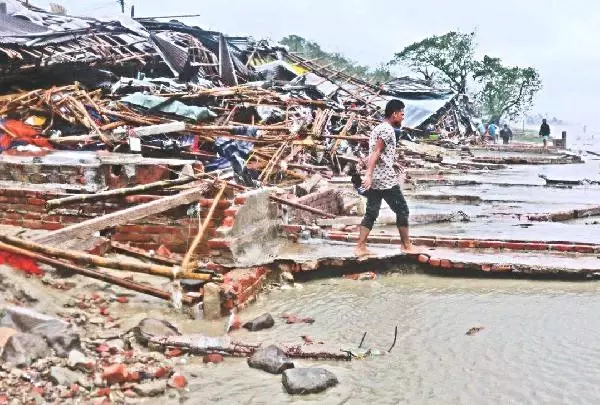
[0,242,197,305]
[181,182,227,272]
[35,183,211,246]
[46,176,205,209]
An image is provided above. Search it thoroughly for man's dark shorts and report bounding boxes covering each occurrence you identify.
[361,186,409,229]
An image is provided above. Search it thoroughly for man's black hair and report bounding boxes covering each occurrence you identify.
[385,99,405,118]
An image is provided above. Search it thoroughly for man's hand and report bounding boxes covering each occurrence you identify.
[362,173,373,190]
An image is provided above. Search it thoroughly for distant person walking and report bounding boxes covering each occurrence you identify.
[355,99,418,257]
[500,124,513,145]
[539,119,551,148]
[488,122,498,143]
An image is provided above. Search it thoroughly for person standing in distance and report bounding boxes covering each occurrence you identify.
[539,118,551,148]
[356,99,418,257]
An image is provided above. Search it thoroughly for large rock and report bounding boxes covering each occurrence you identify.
[49,366,86,387]
[243,313,275,332]
[30,321,81,357]
[133,318,181,344]
[1,306,65,332]
[247,345,294,374]
[133,380,168,397]
[1,333,51,367]
[282,368,339,395]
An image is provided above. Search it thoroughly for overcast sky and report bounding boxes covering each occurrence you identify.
[34,0,600,124]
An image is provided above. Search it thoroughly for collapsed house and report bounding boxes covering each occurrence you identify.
[0,0,480,319]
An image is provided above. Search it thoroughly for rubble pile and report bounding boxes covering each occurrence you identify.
[0,1,596,402]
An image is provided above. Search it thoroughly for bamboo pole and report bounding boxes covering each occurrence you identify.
[0,242,196,305]
[0,234,218,281]
[46,176,206,209]
[110,241,181,267]
[181,182,227,272]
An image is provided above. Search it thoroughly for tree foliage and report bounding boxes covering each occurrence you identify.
[391,31,542,122]
[392,31,476,93]
[474,56,542,123]
[280,35,392,84]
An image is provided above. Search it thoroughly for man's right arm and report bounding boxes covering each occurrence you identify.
[362,138,384,190]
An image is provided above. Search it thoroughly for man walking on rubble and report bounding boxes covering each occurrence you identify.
[355,99,418,257]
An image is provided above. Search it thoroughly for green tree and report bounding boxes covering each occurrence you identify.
[391,31,476,93]
[474,56,542,123]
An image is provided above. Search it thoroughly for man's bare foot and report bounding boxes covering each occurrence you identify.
[401,243,420,255]
[355,245,375,257]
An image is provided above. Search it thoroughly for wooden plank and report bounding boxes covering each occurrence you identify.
[34,183,211,246]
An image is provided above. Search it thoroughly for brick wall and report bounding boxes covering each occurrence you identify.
[0,187,230,255]
[289,188,343,225]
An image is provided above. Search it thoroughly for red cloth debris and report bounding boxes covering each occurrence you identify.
[0,250,44,276]
[0,120,52,150]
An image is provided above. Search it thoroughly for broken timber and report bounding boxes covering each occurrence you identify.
[182,182,227,272]
[35,183,212,246]
[0,234,217,281]
[46,176,206,209]
[0,242,196,305]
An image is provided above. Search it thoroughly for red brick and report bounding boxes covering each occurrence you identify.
[428,258,441,267]
[168,374,187,389]
[3,212,23,220]
[436,240,457,248]
[102,364,128,385]
[413,238,436,247]
[327,233,348,242]
[458,240,476,248]
[234,196,247,205]
[417,254,430,263]
[480,264,492,272]
[207,239,231,250]
[224,208,239,217]
[491,264,512,272]
[26,198,46,206]
[222,217,235,227]
[281,224,303,234]
[440,259,452,268]
[549,244,574,252]
[2,219,21,227]
[60,216,82,224]
[42,222,62,231]
[23,212,42,220]
[453,262,465,269]
[21,219,44,230]
[503,242,531,251]
[476,241,505,249]
[199,199,231,209]
[112,233,155,243]
[203,353,224,364]
[369,236,392,244]
[573,245,595,254]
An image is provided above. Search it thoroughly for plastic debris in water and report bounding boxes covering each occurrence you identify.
[466,326,485,336]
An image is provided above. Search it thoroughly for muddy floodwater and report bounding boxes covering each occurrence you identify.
[178,132,600,405]
[184,275,600,405]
